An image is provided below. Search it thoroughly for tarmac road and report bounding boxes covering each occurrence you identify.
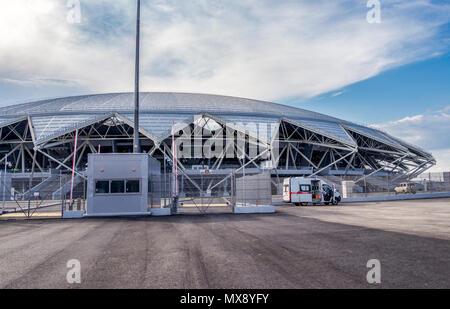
[0,198,449,289]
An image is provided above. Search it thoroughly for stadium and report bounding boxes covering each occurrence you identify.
[0,92,435,198]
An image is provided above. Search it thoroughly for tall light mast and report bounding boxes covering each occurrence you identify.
[133,0,141,153]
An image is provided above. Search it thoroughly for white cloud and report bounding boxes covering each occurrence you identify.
[372,107,450,172]
[0,0,449,102]
[1,78,79,87]
[331,90,345,97]
[427,149,450,172]
[371,108,450,150]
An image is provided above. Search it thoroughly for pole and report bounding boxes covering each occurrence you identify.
[243,154,245,206]
[69,129,79,205]
[172,122,174,197]
[60,170,63,215]
[172,121,178,197]
[133,0,141,153]
[2,154,7,214]
[164,152,167,208]
[175,143,178,197]
[28,149,37,217]
[171,121,178,213]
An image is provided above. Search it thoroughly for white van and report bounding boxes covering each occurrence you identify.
[283,177,341,206]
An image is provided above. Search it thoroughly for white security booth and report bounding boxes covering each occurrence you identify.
[86,153,161,217]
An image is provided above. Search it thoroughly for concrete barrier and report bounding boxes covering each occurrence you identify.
[84,212,152,217]
[343,192,450,203]
[62,210,84,219]
[151,208,172,216]
[233,206,275,214]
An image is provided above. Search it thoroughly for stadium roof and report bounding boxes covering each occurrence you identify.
[0,92,433,158]
[0,92,341,120]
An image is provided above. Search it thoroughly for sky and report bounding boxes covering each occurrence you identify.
[0,0,449,171]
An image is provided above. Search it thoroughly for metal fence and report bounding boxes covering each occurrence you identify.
[235,172,272,207]
[0,171,86,218]
[148,174,168,210]
[148,170,272,214]
[4,168,446,218]
[271,171,450,200]
[1,170,272,217]
[320,172,450,198]
[147,172,234,214]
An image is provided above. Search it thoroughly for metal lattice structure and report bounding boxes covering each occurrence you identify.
[0,92,435,188]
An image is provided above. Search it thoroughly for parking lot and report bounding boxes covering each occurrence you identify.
[0,198,449,288]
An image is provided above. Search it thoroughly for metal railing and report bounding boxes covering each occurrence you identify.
[0,172,86,218]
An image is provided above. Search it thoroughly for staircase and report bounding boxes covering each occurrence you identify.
[52,175,83,200]
[22,174,60,200]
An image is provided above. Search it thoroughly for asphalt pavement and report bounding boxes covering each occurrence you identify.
[0,198,449,288]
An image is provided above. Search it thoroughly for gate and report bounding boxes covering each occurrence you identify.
[176,172,234,214]
[0,171,86,219]
[154,170,272,214]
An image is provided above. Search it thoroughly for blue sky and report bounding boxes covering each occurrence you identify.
[292,51,450,124]
[0,0,449,170]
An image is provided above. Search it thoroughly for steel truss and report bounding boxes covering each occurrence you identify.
[0,114,435,184]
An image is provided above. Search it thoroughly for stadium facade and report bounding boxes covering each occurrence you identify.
[0,92,435,184]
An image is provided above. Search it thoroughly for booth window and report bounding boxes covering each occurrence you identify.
[95,181,110,194]
[95,179,142,195]
[126,180,140,193]
[111,180,125,193]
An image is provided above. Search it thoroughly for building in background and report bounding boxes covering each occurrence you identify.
[0,92,435,196]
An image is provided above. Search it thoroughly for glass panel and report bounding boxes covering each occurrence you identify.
[292,119,355,145]
[95,181,109,194]
[111,180,125,193]
[300,185,311,192]
[126,180,140,193]
[121,113,192,140]
[31,114,104,143]
[345,124,400,147]
[218,115,279,141]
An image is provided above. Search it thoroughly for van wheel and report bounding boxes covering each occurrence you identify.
[324,202,330,206]
[294,203,300,206]
[332,200,339,205]
[300,202,307,206]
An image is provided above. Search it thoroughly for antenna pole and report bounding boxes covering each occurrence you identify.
[133,0,141,153]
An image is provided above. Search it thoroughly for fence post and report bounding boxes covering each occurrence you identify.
[231,172,236,210]
[61,194,64,217]
[387,174,390,195]
[83,177,86,211]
